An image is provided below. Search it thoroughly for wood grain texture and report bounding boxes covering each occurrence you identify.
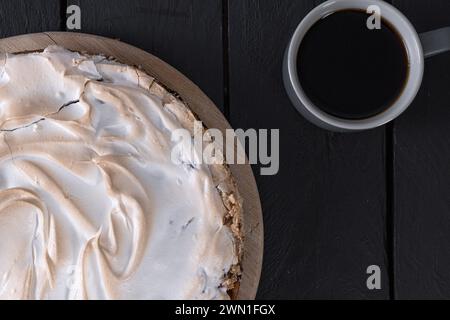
[228,0,389,299]
[0,32,263,300]
[392,0,450,299]
[0,0,60,37]
[68,0,225,111]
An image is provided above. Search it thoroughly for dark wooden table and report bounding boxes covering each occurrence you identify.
[2,0,450,299]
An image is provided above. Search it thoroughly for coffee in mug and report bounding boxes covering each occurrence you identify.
[297,9,409,120]
[283,0,450,132]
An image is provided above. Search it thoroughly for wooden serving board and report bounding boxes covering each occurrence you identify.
[0,32,263,300]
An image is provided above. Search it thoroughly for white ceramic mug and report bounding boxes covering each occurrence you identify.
[283,0,450,131]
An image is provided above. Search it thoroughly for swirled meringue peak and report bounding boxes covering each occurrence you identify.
[0,46,239,300]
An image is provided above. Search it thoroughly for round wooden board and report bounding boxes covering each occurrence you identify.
[0,32,263,300]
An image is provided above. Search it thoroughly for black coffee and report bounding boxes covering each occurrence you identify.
[297,10,409,120]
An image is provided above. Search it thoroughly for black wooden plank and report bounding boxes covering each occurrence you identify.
[228,0,389,299]
[392,0,450,299]
[68,0,224,111]
[0,0,60,37]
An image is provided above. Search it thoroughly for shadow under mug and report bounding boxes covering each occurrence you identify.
[283,0,450,132]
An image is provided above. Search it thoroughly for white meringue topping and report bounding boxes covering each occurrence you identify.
[0,46,237,300]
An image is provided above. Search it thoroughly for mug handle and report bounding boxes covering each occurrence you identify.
[420,26,450,58]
